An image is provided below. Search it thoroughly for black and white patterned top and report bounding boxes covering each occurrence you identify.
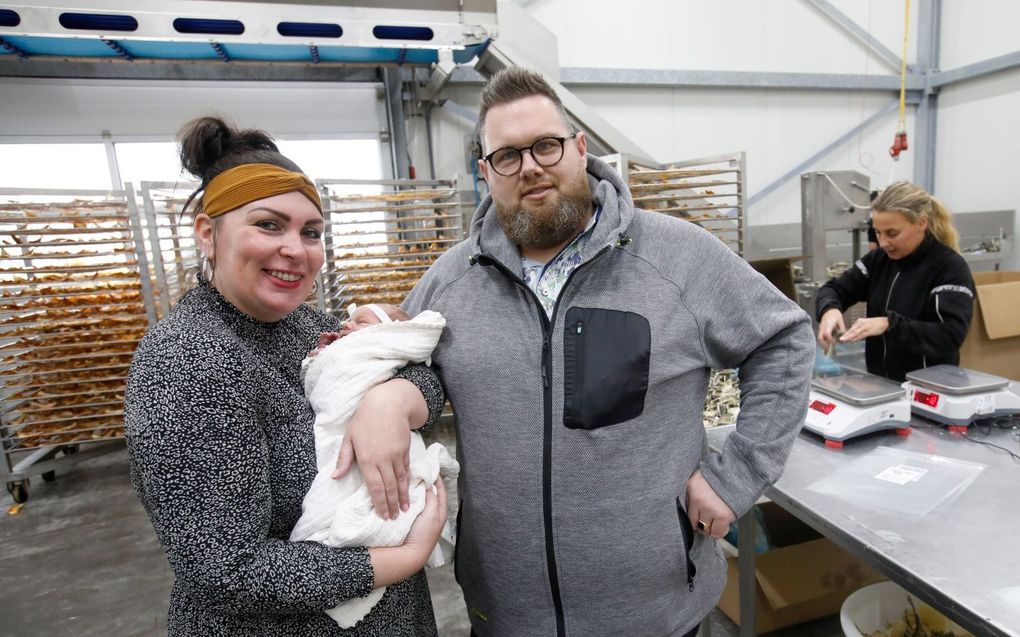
[124,282,443,636]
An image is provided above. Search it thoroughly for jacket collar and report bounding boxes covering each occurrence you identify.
[898,233,937,268]
[469,154,634,271]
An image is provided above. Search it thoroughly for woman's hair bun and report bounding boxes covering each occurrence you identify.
[178,115,280,180]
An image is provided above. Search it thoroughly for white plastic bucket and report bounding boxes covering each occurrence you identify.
[840,581,973,637]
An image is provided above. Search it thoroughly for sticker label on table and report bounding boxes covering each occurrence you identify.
[874,464,928,485]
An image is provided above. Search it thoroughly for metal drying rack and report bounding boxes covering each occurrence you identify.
[0,187,157,503]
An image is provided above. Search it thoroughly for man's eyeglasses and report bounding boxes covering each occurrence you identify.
[482,134,577,177]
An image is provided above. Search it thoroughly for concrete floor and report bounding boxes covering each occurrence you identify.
[1,429,844,637]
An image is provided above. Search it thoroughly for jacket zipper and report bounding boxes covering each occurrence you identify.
[882,271,900,376]
[676,497,698,592]
[475,243,612,637]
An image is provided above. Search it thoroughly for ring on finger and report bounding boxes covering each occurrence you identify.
[696,519,709,532]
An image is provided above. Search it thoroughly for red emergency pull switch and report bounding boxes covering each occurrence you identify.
[889,132,909,159]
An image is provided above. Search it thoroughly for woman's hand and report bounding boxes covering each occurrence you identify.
[333,378,427,520]
[401,478,448,560]
[840,316,889,342]
[368,478,448,587]
[817,308,846,348]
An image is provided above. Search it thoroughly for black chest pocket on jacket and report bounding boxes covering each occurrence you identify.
[562,307,650,429]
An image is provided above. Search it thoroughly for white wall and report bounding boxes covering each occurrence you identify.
[937,0,1020,270]
[420,0,1017,265]
[0,77,382,140]
[511,0,921,226]
[940,0,1020,68]
[529,0,913,74]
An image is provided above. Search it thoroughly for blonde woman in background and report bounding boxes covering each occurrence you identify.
[817,180,975,381]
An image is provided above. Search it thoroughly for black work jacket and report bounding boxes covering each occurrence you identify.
[816,235,975,381]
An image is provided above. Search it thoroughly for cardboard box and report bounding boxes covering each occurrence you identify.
[716,502,885,633]
[749,258,799,303]
[960,271,1020,380]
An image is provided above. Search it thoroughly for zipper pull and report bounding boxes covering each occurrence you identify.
[576,321,583,334]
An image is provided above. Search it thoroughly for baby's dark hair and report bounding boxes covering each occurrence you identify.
[178,115,304,217]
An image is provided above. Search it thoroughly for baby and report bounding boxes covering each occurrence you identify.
[307,303,411,358]
[290,303,458,629]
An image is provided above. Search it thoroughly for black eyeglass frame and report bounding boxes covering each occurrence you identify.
[482,133,578,177]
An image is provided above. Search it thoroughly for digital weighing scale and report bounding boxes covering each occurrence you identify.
[902,365,1020,431]
[804,373,912,448]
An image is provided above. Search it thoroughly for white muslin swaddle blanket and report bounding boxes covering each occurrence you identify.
[289,309,458,628]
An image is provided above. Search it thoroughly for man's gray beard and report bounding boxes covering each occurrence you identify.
[495,182,592,251]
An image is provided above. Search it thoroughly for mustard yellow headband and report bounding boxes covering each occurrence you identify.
[201,163,322,218]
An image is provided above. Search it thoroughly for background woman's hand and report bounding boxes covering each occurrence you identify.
[840,316,889,342]
[817,308,846,348]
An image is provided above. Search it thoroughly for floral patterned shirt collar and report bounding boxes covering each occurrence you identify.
[521,207,601,318]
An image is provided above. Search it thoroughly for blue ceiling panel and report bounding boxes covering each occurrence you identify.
[316,45,434,64]
[219,42,311,62]
[1,35,116,57]
[454,41,488,64]
[0,34,492,66]
[115,40,219,60]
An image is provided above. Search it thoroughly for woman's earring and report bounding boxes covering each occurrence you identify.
[200,254,215,283]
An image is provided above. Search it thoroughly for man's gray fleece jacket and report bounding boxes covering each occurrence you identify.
[403,155,813,637]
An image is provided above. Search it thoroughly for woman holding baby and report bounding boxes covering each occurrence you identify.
[124,115,446,635]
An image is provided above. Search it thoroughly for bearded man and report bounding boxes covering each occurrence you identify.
[377,66,813,636]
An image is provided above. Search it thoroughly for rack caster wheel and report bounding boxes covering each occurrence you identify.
[6,479,29,504]
[42,471,56,483]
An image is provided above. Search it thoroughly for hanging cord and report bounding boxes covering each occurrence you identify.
[890,0,911,160]
[821,173,872,209]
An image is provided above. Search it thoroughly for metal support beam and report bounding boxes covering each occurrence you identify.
[452,65,924,92]
[102,130,122,191]
[437,99,479,126]
[383,66,410,180]
[748,98,916,208]
[1,0,496,49]
[560,67,923,92]
[802,0,906,73]
[930,49,1020,88]
[424,102,437,180]
[0,57,386,82]
[912,0,940,191]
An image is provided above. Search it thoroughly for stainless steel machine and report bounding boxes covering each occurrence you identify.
[800,170,872,285]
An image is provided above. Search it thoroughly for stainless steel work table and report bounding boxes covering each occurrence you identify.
[707,420,1020,637]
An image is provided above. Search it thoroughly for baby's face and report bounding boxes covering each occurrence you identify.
[340,306,383,337]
